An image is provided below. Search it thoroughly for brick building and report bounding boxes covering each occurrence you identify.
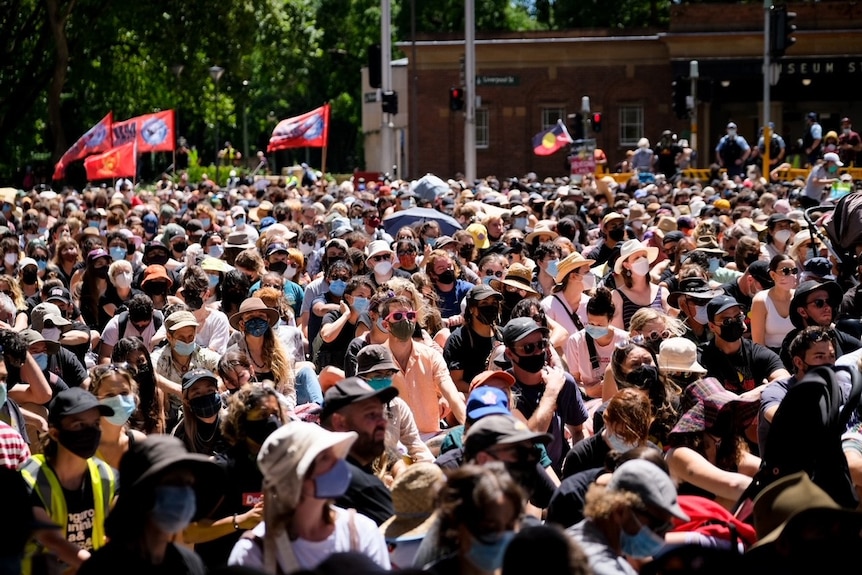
[362,2,862,180]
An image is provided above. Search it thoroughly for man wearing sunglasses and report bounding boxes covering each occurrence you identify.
[698,295,789,398]
[503,317,588,475]
[778,280,860,371]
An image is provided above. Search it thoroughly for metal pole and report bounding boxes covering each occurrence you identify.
[381,0,393,178]
[215,80,220,184]
[763,0,772,176]
[242,80,250,167]
[464,0,476,183]
[690,60,699,158]
[410,0,418,179]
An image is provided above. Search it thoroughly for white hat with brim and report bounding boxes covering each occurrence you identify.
[614,239,659,275]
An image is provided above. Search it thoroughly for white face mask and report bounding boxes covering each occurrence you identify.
[774,229,793,245]
[283,265,298,280]
[374,261,393,276]
[581,271,596,291]
[631,257,650,276]
[4,254,17,267]
[727,129,737,137]
[114,271,133,289]
[299,243,315,256]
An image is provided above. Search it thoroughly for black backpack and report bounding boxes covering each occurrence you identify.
[735,365,862,516]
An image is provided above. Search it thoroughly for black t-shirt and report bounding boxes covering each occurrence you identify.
[344,334,370,378]
[78,541,206,575]
[561,433,610,479]
[720,279,753,310]
[583,240,614,268]
[334,457,394,526]
[546,467,604,529]
[443,326,495,390]
[317,311,370,369]
[698,338,785,394]
[195,445,264,569]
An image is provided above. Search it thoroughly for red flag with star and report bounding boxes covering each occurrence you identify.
[84,141,137,181]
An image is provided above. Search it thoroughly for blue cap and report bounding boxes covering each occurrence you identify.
[143,213,159,236]
[466,386,510,421]
[259,216,276,231]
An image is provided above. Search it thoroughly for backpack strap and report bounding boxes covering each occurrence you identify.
[348,508,359,551]
[116,311,130,339]
[839,365,862,428]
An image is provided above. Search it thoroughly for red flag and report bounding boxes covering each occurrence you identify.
[84,142,137,181]
[53,112,113,180]
[532,120,574,156]
[268,104,330,152]
[112,110,175,152]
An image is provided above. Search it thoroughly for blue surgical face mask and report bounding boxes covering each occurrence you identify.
[708,257,721,274]
[207,274,219,289]
[173,340,197,357]
[37,259,48,272]
[351,218,364,229]
[482,275,494,286]
[110,247,127,262]
[585,324,609,339]
[234,216,245,228]
[620,519,666,558]
[367,376,393,390]
[694,304,709,325]
[314,458,352,499]
[151,485,197,534]
[329,279,347,297]
[208,245,224,259]
[32,352,48,371]
[466,531,516,572]
[545,259,560,278]
[88,220,100,229]
[605,430,638,453]
[100,394,137,426]
[244,317,270,337]
[425,237,437,248]
[199,217,211,230]
[514,217,528,230]
[0,383,6,409]
[352,296,370,313]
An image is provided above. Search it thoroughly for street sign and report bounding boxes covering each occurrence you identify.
[570,139,597,181]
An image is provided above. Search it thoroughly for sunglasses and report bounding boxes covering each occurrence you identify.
[397,250,416,257]
[804,329,834,343]
[92,362,136,378]
[513,338,549,355]
[370,254,390,262]
[807,298,832,309]
[484,269,504,278]
[644,330,670,342]
[386,310,417,322]
[719,313,746,326]
[777,267,799,276]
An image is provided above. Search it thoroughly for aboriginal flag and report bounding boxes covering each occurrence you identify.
[532,120,574,156]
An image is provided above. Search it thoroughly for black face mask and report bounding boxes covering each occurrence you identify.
[172,242,188,253]
[459,245,475,260]
[503,291,522,311]
[719,319,746,342]
[269,261,288,274]
[22,268,38,285]
[58,426,101,459]
[94,266,109,279]
[147,254,169,266]
[513,352,546,373]
[184,292,204,311]
[608,227,626,242]
[436,269,456,285]
[625,364,659,390]
[143,282,167,296]
[475,305,500,326]
[189,392,222,419]
[245,415,281,445]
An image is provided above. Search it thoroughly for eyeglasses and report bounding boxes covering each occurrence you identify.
[634,507,673,536]
[397,250,416,257]
[370,254,390,262]
[807,298,831,309]
[616,335,647,349]
[92,362,136,378]
[803,329,833,343]
[777,266,799,276]
[484,269,504,278]
[513,338,549,355]
[718,313,746,326]
[386,310,417,322]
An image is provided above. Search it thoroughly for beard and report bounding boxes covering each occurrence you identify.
[351,428,386,462]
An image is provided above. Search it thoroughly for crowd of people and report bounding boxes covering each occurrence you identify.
[1,163,862,575]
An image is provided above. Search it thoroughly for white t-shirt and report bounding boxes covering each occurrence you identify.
[541,292,589,334]
[100,312,160,352]
[564,326,629,387]
[152,309,231,355]
[228,506,390,572]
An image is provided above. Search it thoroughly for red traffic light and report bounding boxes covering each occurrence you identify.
[591,112,603,133]
[449,87,465,111]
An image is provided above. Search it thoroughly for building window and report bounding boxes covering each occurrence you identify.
[541,107,566,131]
[619,105,644,147]
[476,108,489,149]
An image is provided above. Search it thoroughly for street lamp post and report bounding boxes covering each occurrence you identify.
[171,65,184,173]
[242,80,250,167]
[209,65,225,184]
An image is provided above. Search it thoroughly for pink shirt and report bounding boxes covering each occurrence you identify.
[564,326,629,388]
[385,340,452,434]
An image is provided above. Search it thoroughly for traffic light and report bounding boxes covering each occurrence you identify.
[572,113,585,140]
[449,87,465,111]
[769,4,797,60]
[591,112,603,133]
[368,44,381,88]
[672,76,689,119]
[381,90,398,115]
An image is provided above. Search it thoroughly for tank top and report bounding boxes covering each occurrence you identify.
[619,286,664,330]
[763,292,794,350]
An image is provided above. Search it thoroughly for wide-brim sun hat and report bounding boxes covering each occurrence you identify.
[554,252,595,284]
[614,239,659,275]
[380,462,445,541]
[229,297,280,330]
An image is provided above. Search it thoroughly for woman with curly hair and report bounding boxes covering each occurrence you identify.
[627,307,686,356]
[90,362,147,469]
[111,337,166,435]
[184,385,284,568]
[0,275,29,330]
[227,297,296,410]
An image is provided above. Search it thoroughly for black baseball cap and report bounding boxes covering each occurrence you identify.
[46,286,71,305]
[502,317,548,347]
[182,368,218,391]
[706,294,744,323]
[747,260,774,289]
[464,414,551,459]
[467,284,503,303]
[355,345,400,377]
[767,213,792,228]
[48,388,113,426]
[322,377,399,420]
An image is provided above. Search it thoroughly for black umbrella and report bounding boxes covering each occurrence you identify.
[382,207,463,237]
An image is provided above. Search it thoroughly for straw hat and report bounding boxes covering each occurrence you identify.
[525,225,558,245]
[613,240,659,274]
[229,297,280,330]
[554,252,595,284]
[490,263,538,295]
[380,463,445,541]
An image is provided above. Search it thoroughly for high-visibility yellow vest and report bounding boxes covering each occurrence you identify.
[19,454,116,575]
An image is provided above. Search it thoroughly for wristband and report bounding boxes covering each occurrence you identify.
[233,513,239,530]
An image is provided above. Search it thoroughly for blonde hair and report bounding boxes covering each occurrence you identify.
[583,483,643,521]
[387,276,429,328]
[629,308,685,338]
[108,260,133,285]
[0,275,26,311]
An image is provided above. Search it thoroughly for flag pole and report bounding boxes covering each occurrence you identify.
[321,102,330,183]
[172,109,177,174]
